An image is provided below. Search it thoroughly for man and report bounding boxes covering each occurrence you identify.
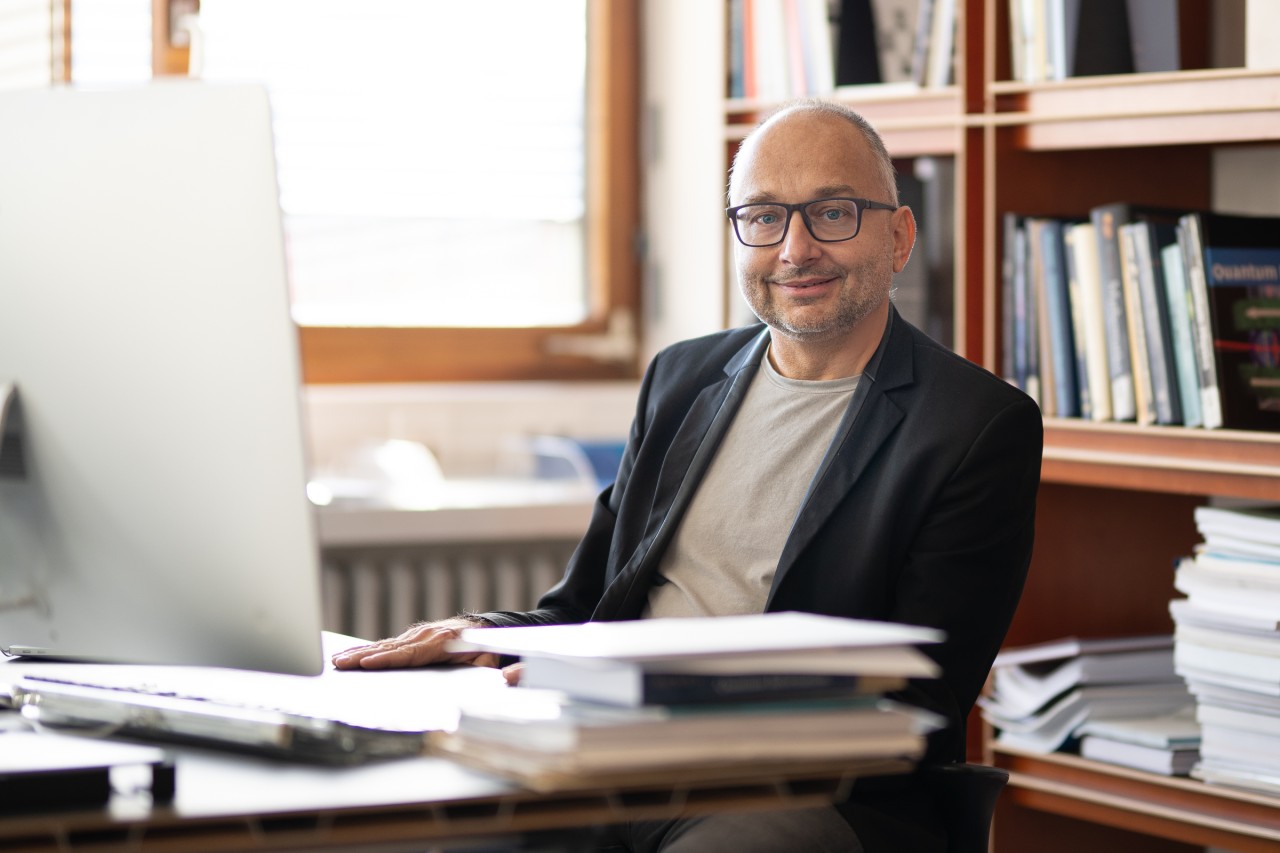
[334,101,1043,851]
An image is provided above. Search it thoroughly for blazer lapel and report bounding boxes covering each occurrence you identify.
[767,309,915,604]
[594,329,769,619]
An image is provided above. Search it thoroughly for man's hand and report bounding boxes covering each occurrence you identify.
[330,617,500,670]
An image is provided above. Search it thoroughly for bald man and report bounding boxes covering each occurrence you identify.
[335,101,1043,852]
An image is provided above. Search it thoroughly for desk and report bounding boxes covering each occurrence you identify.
[0,732,908,852]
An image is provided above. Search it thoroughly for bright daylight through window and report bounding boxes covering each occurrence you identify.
[199,0,589,328]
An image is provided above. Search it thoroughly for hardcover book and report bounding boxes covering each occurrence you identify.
[1178,211,1280,432]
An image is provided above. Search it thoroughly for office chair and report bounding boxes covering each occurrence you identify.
[923,762,1009,853]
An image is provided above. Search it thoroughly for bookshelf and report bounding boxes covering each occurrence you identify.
[720,0,1280,849]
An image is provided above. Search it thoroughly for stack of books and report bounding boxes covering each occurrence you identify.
[979,634,1192,756]
[429,612,945,790]
[1077,709,1201,776]
[1172,504,1280,794]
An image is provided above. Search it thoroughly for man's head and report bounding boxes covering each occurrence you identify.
[727,101,916,375]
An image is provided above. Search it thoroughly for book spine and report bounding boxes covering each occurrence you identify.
[1160,241,1204,428]
[1131,222,1183,424]
[1063,222,1096,419]
[1118,223,1156,425]
[1042,219,1079,417]
[639,672,879,706]
[1179,213,1224,429]
[1071,222,1112,421]
[1090,205,1137,421]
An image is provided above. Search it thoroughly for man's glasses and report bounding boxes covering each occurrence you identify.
[725,197,898,247]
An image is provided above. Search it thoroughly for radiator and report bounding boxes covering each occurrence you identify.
[321,540,577,640]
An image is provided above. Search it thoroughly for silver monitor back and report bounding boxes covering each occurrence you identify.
[0,81,324,674]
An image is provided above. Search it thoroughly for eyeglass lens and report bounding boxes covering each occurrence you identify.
[733,199,862,246]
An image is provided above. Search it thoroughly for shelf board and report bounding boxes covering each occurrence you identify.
[989,68,1280,150]
[991,744,1280,853]
[1041,419,1280,500]
[725,85,963,157]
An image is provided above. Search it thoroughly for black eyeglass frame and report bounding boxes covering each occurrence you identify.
[724,197,899,247]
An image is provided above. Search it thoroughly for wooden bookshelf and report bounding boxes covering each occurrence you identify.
[721,0,1280,849]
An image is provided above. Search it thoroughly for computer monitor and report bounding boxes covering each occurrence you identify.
[0,81,325,675]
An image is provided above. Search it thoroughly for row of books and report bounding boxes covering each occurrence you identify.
[978,634,1195,774]
[1008,0,1183,84]
[430,612,944,789]
[1002,206,1280,433]
[1173,504,1280,795]
[727,0,957,101]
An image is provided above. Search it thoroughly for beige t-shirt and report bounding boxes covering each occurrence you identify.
[642,349,858,619]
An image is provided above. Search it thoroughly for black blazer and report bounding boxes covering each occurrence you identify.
[486,307,1043,849]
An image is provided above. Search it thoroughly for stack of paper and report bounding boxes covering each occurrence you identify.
[979,634,1192,754]
[1171,505,1280,794]
[1078,709,1201,776]
[430,612,946,788]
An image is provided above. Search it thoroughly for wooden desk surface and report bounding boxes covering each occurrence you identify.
[0,735,909,852]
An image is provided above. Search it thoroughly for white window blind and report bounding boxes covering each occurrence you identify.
[199,0,589,328]
[0,0,55,89]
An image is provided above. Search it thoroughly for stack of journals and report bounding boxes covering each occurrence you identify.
[430,612,945,789]
[1077,710,1201,776]
[1172,504,1280,794]
[979,634,1192,755]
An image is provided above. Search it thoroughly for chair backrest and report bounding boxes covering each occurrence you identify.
[923,762,1009,853]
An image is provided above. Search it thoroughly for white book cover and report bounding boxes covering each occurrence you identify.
[1080,735,1198,776]
[1078,707,1201,749]
[450,612,942,673]
[1170,596,1280,635]
[992,633,1172,669]
[1195,505,1280,548]
[1066,221,1114,421]
[988,648,1178,719]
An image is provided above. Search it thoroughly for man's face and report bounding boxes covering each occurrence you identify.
[730,113,907,346]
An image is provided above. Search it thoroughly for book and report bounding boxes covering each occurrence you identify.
[869,0,919,84]
[1125,0,1181,74]
[1078,707,1201,776]
[1161,241,1204,427]
[1089,203,1188,421]
[835,0,881,86]
[1079,735,1199,775]
[984,681,1193,753]
[1067,0,1134,77]
[1170,596,1280,636]
[1125,220,1184,424]
[992,633,1174,669]
[1178,210,1280,432]
[1117,220,1156,424]
[0,732,170,813]
[1078,708,1202,749]
[988,647,1178,719]
[519,656,906,708]
[1065,221,1111,420]
[1030,217,1080,417]
[1195,505,1280,547]
[433,689,941,789]
[1246,0,1280,70]
[923,0,956,88]
[1061,218,1095,417]
[449,612,943,676]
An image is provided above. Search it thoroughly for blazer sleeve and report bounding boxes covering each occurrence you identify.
[886,394,1043,762]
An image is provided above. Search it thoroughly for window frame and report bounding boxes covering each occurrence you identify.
[149,0,640,383]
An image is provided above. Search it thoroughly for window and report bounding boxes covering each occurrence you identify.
[15,0,640,382]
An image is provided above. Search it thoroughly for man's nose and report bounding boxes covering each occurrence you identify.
[778,209,820,265]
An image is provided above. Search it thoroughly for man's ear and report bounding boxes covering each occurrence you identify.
[892,206,918,274]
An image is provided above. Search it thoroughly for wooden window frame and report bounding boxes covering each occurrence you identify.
[152,0,640,384]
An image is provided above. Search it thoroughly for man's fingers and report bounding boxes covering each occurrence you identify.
[330,620,492,670]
